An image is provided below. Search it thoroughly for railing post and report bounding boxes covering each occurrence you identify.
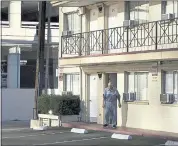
[126,26,129,52]
[155,21,158,50]
[102,30,104,54]
[61,36,63,58]
[79,33,82,56]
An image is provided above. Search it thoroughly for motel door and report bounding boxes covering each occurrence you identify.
[89,74,98,123]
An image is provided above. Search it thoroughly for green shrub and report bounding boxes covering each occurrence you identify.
[38,94,80,115]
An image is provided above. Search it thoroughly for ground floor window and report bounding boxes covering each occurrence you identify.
[127,72,148,101]
[64,73,80,95]
[163,71,178,102]
[1,60,7,88]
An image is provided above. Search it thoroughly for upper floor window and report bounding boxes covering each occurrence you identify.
[127,72,148,101]
[1,60,7,88]
[64,12,80,33]
[21,1,39,22]
[46,3,59,23]
[1,1,9,21]
[125,1,149,23]
[161,0,178,17]
[161,1,167,14]
[163,71,178,102]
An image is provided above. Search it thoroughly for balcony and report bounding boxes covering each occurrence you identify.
[1,21,59,47]
[61,18,178,58]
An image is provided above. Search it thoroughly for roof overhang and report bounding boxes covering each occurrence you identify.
[51,0,119,7]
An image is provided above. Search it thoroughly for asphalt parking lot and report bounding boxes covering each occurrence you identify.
[2,126,168,145]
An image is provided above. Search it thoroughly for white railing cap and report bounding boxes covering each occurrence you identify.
[1,21,58,27]
[21,21,59,25]
[0,21,9,25]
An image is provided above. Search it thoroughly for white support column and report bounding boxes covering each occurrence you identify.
[59,7,64,58]
[97,73,108,124]
[7,47,21,88]
[98,4,108,54]
[117,72,126,127]
[9,1,21,28]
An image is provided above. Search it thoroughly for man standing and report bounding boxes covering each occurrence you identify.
[103,81,121,128]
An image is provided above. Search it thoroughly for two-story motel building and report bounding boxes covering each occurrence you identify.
[52,1,178,133]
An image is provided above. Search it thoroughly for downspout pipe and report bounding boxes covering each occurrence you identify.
[79,8,83,121]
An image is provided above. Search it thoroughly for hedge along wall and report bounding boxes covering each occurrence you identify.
[38,94,80,115]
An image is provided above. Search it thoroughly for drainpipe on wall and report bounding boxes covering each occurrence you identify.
[79,9,83,121]
[78,8,83,56]
[79,67,83,121]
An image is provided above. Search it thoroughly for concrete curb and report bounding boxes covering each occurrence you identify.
[61,123,178,141]
[111,133,132,140]
[71,128,88,134]
[32,126,48,131]
[165,140,178,145]
[62,123,139,136]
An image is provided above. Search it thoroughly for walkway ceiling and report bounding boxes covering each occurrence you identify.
[51,0,120,7]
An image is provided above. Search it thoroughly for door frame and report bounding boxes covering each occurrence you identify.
[105,72,117,87]
[103,73,118,124]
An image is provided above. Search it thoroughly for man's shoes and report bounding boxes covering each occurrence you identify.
[103,124,108,127]
[112,125,117,129]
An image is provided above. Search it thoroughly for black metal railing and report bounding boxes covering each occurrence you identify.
[61,18,178,57]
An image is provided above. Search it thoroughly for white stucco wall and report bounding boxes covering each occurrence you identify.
[117,67,178,133]
[2,89,35,121]
[149,1,161,21]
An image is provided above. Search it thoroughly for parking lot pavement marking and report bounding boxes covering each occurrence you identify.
[153,140,178,146]
[2,128,30,132]
[2,131,65,139]
[33,136,108,145]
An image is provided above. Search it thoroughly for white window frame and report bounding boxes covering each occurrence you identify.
[64,73,80,95]
[125,1,149,23]
[64,12,80,33]
[127,72,149,101]
[163,71,178,103]
[161,1,167,14]
[124,1,130,20]
[162,0,178,17]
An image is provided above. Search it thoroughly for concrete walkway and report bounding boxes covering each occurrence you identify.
[61,122,178,141]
